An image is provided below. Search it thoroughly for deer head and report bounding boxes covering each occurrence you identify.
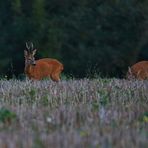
[24,42,37,66]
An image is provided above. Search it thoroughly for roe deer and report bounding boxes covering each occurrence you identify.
[24,42,63,81]
[126,61,148,80]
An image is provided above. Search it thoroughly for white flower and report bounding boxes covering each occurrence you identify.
[46,117,52,123]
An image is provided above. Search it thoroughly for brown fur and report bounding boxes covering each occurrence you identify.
[25,58,63,81]
[127,61,148,80]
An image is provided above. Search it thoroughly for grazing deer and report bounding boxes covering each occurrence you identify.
[126,61,148,80]
[24,42,63,81]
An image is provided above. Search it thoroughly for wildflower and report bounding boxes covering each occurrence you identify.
[46,117,52,123]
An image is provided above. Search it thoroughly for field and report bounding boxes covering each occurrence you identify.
[0,78,147,148]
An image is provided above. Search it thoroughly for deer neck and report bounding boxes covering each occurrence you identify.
[25,64,35,76]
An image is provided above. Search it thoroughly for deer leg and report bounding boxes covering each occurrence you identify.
[51,75,60,82]
[50,68,62,82]
[51,73,60,82]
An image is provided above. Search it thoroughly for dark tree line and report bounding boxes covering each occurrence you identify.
[0,0,148,78]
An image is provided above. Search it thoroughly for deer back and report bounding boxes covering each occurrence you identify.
[26,58,63,80]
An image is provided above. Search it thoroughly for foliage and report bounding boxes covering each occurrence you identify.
[0,107,17,125]
[0,0,148,78]
[139,111,148,123]
[0,78,147,147]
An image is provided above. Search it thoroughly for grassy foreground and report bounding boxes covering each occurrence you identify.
[0,78,147,148]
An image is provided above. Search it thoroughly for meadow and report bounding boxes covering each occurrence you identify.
[0,78,147,148]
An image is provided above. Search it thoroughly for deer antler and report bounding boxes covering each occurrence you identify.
[26,42,30,50]
[30,42,34,51]
[26,42,34,53]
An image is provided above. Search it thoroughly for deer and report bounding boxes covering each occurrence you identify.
[24,42,63,81]
[126,61,148,80]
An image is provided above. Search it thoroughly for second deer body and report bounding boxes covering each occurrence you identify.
[127,61,148,80]
[24,42,63,81]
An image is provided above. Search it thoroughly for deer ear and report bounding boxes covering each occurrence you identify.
[32,49,37,56]
[24,50,28,57]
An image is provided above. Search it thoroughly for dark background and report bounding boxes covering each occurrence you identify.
[0,0,148,78]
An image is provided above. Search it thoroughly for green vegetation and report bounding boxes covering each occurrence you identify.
[0,1,148,146]
[0,0,148,78]
[0,107,17,126]
[0,78,147,147]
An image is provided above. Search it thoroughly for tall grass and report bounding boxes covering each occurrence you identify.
[0,78,147,148]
